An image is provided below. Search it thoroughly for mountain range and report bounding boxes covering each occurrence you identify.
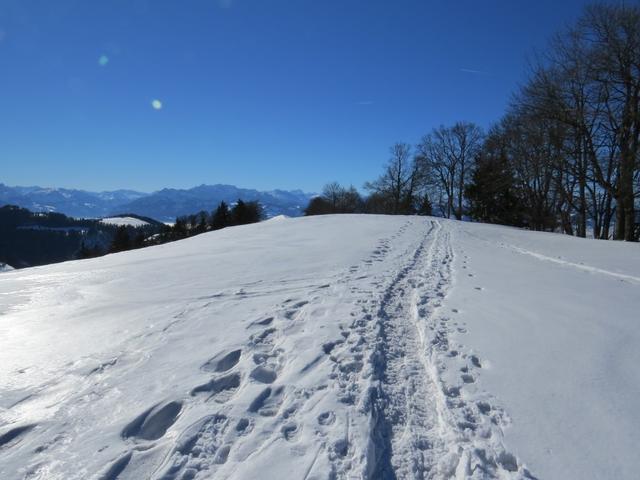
[0,183,315,221]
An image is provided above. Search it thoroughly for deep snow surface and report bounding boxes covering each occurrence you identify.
[0,216,638,479]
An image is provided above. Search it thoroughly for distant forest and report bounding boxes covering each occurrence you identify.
[131,199,263,250]
[0,206,162,268]
[306,3,640,241]
[0,200,262,269]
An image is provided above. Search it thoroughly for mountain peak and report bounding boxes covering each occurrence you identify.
[0,184,314,221]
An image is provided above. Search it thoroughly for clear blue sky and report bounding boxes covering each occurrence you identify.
[0,0,617,193]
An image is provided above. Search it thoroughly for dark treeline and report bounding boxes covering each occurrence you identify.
[75,199,263,258]
[306,3,640,241]
[151,199,263,245]
[0,205,160,267]
[1,199,263,268]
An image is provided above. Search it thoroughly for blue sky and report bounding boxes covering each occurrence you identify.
[0,0,615,193]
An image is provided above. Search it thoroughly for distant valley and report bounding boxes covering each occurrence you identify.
[0,183,315,221]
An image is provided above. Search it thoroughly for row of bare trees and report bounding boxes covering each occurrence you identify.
[307,3,639,240]
[308,125,483,219]
[415,122,483,219]
[510,3,640,240]
[358,122,483,220]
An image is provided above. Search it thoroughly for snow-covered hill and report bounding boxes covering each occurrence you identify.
[0,263,13,273]
[100,217,151,228]
[0,216,638,480]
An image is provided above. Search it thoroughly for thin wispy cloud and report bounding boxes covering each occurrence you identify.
[356,100,374,106]
[460,68,489,75]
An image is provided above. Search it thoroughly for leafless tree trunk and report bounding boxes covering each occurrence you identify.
[364,143,417,215]
[417,123,482,220]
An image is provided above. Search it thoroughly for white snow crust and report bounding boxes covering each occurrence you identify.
[100,217,150,227]
[1,215,638,479]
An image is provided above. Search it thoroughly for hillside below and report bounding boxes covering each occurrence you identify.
[0,215,638,479]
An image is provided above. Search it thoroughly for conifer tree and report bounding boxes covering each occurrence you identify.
[109,226,131,253]
[211,201,230,230]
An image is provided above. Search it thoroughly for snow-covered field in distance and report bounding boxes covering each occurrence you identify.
[99,217,151,227]
[0,215,638,480]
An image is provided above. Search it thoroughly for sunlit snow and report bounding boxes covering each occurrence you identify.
[100,217,150,227]
[1,215,638,480]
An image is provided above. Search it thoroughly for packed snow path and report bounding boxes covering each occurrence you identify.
[1,215,639,479]
[328,220,529,479]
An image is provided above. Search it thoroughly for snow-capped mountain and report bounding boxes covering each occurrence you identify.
[0,184,315,220]
[118,184,314,221]
[1,215,638,479]
[0,184,147,218]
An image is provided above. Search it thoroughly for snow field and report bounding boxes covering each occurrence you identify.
[100,217,150,227]
[1,215,639,479]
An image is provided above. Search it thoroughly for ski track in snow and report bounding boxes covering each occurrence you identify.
[323,220,535,480]
[0,218,539,480]
[504,244,640,285]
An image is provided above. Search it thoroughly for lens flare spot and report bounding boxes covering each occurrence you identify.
[98,55,109,66]
[151,99,163,110]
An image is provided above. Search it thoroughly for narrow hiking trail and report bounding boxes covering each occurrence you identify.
[322,219,534,480]
[0,216,538,480]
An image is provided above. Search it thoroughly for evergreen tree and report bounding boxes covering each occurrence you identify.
[78,240,102,259]
[188,214,198,232]
[416,194,433,216]
[133,231,146,249]
[231,199,247,225]
[211,201,230,230]
[230,200,262,225]
[243,201,263,224]
[109,226,131,253]
[304,197,333,215]
[197,211,208,233]
[465,153,524,226]
[173,217,188,238]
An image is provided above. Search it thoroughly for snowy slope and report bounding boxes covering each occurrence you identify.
[0,216,638,480]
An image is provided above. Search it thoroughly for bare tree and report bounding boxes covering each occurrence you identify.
[585,4,640,240]
[305,182,363,215]
[451,122,483,219]
[507,3,640,240]
[417,122,482,219]
[417,129,456,218]
[365,143,416,214]
[322,182,344,211]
